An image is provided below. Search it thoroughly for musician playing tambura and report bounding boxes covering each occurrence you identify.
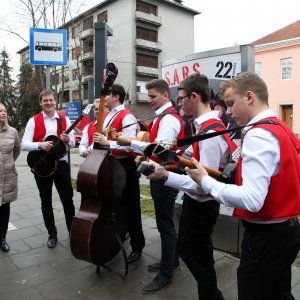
[116,79,185,294]
[147,74,237,300]
[21,90,75,249]
[79,84,145,264]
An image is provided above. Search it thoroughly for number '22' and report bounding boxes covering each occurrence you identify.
[215,61,234,78]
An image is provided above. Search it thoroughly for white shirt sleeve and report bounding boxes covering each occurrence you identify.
[130,114,181,154]
[21,117,39,151]
[79,124,90,157]
[201,128,280,211]
[66,117,75,149]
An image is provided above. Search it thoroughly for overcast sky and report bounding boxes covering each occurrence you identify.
[1,0,300,77]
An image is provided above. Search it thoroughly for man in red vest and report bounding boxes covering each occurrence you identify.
[117,79,185,294]
[186,72,300,300]
[22,90,75,248]
[79,84,145,264]
[148,74,236,299]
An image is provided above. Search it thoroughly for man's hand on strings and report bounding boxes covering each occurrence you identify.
[93,133,109,146]
[60,132,70,144]
[142,160,169,181]
[39,141,53,151]
[185,157,208,184]
[116,133,132,146]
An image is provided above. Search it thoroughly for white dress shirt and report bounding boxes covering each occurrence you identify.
[200,109,280,217]
[21,111,75,162]
[79,104,137,157]
[130,102,181,154]
[165,111,230,203]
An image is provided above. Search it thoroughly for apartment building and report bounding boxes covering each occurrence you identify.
[252,19,300,135]
[18,0,199,115]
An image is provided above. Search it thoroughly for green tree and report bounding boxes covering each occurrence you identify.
[0,48,18,127]
[17,63,41,130]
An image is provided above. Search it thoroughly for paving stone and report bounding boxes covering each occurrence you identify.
[1,287,44,300]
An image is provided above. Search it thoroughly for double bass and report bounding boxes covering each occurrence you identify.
[70,63,128,273]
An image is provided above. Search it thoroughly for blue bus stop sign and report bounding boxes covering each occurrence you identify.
[66,101,82,121]
[30,28,67,66]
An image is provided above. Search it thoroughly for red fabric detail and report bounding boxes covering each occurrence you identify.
[33,112,66,142]
[192,119,237,165]
[106,109,136,157]
[233,117,300,221]
[149,107,185,163]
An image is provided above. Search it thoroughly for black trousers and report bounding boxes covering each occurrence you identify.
[34,161,75,236]
[150,179,179,279]
[238,219,300,300]
[118,157,145,252]
[177,194,224,300]
[0,203,10,237]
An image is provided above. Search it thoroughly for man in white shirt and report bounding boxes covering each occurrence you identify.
[186,72,300,300]
[148,74,234,299]
[79,84,145,265]
[22,90,75,248]
[117,79,185,294]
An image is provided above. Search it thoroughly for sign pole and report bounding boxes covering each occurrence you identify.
[46,66,51,90]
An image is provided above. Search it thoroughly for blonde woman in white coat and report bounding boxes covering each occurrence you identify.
[0,103,20,252]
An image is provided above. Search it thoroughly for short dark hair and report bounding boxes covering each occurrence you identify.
[111,84,126,104]
[178,73,211,104]
[146,79,170,96]
[39,90,56,102]
[224,72,269,104]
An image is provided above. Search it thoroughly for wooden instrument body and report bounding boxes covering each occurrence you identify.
[70,148,127,265]
[27,135,66,177]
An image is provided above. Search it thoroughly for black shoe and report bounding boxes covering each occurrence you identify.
[142,274,172,294]
[148,261,180,272]
[127,250,142,264]
[47,235,57,248]
[0,239,10,252]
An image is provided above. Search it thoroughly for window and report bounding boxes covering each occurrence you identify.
[72,90,80,100]
[136,0,157,15]
[72,47,81,60]
[83,16,93,31]
[72,69,80,80]
[64,75,69,83]
[97,11,108,22]
[281,58,292,80]
[83,37,93,54]
[137,53,158,68]
[82,60,94,76]
[255,62,262,77]
[137,27,157,42]
[72,25,80,38]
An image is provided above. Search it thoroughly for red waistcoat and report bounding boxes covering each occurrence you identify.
[233,117,300,221]
[192,119,237,169]
[88,109,136,157]
[148,106,185,163]
[33,112,67,142]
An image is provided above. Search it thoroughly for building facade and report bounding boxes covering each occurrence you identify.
[18,0,199,117]
[252,20,300,135]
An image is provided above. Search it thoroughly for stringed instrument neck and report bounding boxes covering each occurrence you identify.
[106,126,150,143]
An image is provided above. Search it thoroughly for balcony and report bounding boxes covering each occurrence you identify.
[80,51,94,62]
[136,66,159,77]
[80,28,94,40]
[136,92,148,103]
[135,11,162,26]
[136,39,162,52]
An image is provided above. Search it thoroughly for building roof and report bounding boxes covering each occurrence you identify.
[63,0,200,28]
[252,19,300,46]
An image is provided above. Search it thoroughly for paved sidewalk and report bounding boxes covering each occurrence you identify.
[0,151,299,299]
